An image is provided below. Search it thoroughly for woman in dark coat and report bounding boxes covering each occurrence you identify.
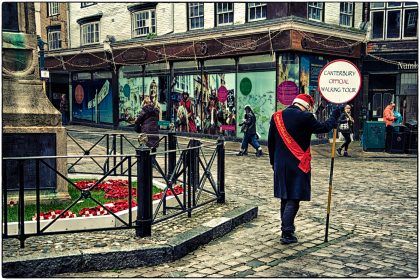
[135,96,160,150]
[268,94,342,244]
[336,104,354,157]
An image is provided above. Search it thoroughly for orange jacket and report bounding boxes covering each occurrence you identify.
[383,105,395,126]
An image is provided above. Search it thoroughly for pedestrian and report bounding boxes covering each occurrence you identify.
[383,101,396,151]
[336,104,354,157]
[237,104,263,157]
[134,96,160,151]
[59,94,69,125]
[268,94,342,244]
[180,91,197,133]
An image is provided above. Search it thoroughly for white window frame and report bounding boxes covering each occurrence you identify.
[48,29,61,50]
[370,3,418,40]
[216,3,234,26]
[188,3,204,30]
[247,3,267,22]
[81,22,100,46]
[340,2,354,27]
[308,2,324,22]
[48,2,59,16]
[81,3,96,8]
[132,9,156,38]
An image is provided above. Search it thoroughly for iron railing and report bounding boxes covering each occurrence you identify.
[2,133,225,248]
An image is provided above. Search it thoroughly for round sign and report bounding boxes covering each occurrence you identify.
[217,85,228,102]
[277,81,299,105]
[123,84,130,98]
[74,84,84,104]
[318,59,361,104]
[240,77,252,96]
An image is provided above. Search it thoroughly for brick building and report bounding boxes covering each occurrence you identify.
[42,2,369,140]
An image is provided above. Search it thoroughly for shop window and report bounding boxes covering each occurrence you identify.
[132,9,156,37]
[188,3,204,30]
[216,3,233,26]
[81,2,96,8]
[247,3,267,22]
[370,3,418,40]
[81,22,100,45]
[340,2,354,27]
[308,2,323,22]
[48,2,60,17]
[400,73,418,95]
[404,9,418,37]
[47,27,62,50]
[236,71,275,140]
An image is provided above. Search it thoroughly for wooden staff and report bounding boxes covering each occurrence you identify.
[324,127,337,242]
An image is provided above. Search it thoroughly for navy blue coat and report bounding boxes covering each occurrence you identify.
[268,105,340,201]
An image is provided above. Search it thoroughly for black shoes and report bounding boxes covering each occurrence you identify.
[256,150,263,157]
[280,232,298,244]
[336,147,342,156]
[236,150,248,156]
[343,151,351,157]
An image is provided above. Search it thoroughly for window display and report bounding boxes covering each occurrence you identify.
[236,71,276,141]
[72,73,113,124]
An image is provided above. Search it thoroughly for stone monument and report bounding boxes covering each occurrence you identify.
[2,3,68,199]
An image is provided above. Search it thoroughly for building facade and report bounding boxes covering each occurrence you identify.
[363,2,418,125]
[43,2,369,140]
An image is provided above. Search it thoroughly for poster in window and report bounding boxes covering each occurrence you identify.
[236,71,276,141]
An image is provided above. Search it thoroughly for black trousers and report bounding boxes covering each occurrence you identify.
[340,132,352,151]
[280,199,300,234]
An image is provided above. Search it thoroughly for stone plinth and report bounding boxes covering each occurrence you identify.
[2,10,69,201]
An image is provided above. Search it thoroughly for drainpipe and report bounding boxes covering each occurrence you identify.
[67,3,71,48]
[171,3,174,33]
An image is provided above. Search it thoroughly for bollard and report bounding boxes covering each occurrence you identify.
[192,139,200,207]
[165,132,177,214]
[2,159,8,237]
[112,134,117,175]
[18,160,25,248]
[167,131,177,177]
[187,140,194,217]
[135,146,153,237]
[217,135,225,203]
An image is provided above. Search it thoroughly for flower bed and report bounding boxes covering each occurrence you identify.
[30,179,184,220]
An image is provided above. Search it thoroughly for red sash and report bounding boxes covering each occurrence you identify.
[273,111,311,173]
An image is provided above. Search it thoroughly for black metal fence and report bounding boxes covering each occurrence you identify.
[2,132,225,248]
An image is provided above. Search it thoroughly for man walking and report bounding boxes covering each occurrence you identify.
[237,104,263,157]
[268,94,342,244]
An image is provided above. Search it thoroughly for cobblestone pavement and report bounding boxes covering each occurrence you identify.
[53,126,418,277]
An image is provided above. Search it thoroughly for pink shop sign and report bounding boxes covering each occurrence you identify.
[277,81,299,105]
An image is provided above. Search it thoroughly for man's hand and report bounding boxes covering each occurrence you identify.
[332,105,345,119]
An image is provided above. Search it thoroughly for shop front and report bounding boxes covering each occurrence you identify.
[45,19,365,139]
[363,40,418,125]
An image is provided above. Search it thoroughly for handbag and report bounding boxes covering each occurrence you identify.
[134,122,142,133]
[339,123,349,131]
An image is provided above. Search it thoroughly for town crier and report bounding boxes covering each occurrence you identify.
[268,93,342,245]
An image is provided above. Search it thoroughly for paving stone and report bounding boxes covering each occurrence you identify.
[5,129,416,278]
